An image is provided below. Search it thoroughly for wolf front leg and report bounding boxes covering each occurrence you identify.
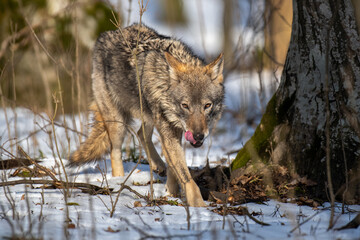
[157,123,206,207]
[166,167,180,197]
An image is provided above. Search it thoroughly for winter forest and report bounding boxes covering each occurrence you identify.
[0,0,359,239]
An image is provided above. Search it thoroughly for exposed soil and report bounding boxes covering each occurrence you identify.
[191,162,360,207]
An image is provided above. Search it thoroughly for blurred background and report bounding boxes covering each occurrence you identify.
[0,0,292,157]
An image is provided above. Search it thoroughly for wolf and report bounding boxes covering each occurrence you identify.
[69,24,224,207]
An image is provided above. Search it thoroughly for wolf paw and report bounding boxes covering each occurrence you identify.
[153,167,166,177]
[165,183,180,197]
[151,161,166,177]
[184,180,206,207]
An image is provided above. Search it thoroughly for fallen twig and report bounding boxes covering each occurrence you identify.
[212,205,270,226]
[0,179,112,195]
[120,184,150,203]
[335,213,360,230]
[17,146,58,182]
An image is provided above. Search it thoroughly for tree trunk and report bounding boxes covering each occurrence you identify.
[232,0,360,202]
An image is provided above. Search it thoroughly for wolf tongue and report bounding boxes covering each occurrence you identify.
[185,131,197,144]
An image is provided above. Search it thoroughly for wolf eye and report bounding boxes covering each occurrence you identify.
[204,103,212,110]
[181,103,189,109]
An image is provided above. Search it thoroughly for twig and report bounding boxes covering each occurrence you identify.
[184,203,191,230]
[324,18,335,230]
[110,124,144,217]
[49,94,70,194]
[290,210,323,233]
[10,22,18,155]
[0,23,40,60]
[121,184,150,202]
[242,207,270,226]
[126,0,133,26]
[36,113,87,137]
[134,0,155,204]
[196,0,208,59]
[17,146,59,182]
[22,15,57,64]
[0,63,12,152]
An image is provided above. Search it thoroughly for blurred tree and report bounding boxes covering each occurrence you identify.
[232,0,360,203]
[263,0,292,68]
[157,0,187,26]
[352,0,360,33]
[0,0,120,114]
[222,0,234,62]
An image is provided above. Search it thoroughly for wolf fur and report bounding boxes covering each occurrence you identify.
[69,24,225,207]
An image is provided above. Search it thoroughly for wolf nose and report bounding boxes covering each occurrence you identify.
[194,133,204,142]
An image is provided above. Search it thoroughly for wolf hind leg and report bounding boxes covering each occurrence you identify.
[107,118,127,177]
[137,123,166,175]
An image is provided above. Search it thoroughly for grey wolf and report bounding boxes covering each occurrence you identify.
[69,24,224,207]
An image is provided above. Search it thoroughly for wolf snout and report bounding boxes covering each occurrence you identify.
[190,132,204,148]
[185,131,205,148]
[193,133,204,142]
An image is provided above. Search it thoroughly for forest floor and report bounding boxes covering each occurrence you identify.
[1,74,359,239]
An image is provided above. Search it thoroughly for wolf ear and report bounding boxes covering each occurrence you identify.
[164,52,187,73]
[206,53,224,83]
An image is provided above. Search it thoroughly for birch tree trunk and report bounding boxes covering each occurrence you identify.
[232,0,360,201]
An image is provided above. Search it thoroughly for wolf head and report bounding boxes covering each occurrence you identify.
[164,52,224,148]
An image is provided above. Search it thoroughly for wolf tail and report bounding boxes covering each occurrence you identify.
[68,102,110,167]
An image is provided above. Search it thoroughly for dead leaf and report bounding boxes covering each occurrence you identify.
[134,201,142,207]
[105,226,120,233]
[67,223,76,229]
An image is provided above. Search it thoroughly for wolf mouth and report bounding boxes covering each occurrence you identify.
[190,141,203,148]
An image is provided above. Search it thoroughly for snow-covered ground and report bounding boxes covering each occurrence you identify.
[1,160,359,240]
[1,73,359,239]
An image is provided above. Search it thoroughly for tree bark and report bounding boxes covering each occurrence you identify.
[232,0,360,201]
